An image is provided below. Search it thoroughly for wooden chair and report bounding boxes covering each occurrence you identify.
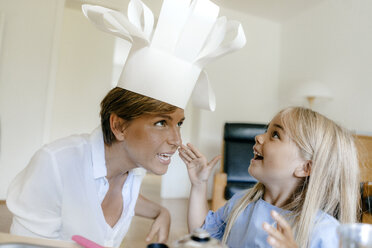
[355,135,372,224]
[361,182,372,223]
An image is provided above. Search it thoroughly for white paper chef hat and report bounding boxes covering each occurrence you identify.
[82,0,246,111]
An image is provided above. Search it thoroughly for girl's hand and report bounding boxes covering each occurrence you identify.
[146,207,171,243]
[262,210,298,248]
[178,143,221,186]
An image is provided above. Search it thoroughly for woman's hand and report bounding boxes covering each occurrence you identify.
[178,143,221,186]
[146,207,171,243]
[135,195,170,243]
[262,210,298,248]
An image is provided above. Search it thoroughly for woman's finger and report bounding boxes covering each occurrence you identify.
[157,228,168,243]
[146,225,157,242]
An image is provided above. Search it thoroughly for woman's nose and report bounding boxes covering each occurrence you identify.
[168,127,182,147]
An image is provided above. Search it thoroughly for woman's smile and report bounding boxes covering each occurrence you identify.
[157,152,176,165]
[119,108,184,174]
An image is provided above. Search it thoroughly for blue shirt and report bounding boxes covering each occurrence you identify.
[202,191,339,248]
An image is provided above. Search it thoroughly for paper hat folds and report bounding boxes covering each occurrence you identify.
[82,0,246,111]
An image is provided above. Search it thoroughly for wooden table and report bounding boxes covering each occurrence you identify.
[0,232,81,247]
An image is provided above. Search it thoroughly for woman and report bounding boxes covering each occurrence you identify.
[7,0,246,246]
[7,88,183,247]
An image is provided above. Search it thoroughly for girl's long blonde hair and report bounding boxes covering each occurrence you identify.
[222,107,360,247]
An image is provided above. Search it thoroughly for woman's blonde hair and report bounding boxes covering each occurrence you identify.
[222,107,360,247]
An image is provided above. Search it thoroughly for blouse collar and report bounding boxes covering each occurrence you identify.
[90,126,107,179]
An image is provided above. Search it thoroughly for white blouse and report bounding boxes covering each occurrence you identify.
[6,127,146,247]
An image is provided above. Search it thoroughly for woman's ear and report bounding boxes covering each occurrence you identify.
[109,113,126,142]
[294,160,312,178]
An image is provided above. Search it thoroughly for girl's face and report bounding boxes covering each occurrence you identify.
[249,114,307,189]
[121,108,185,175]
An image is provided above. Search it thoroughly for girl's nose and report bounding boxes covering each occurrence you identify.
[255,134,264,144]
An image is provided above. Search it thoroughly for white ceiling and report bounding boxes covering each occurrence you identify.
[213,0,325,22]
[67,0,325,22]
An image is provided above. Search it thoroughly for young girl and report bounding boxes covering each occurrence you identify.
[179,107,360,248]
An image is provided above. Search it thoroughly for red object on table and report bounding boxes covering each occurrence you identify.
[72,235,105,248]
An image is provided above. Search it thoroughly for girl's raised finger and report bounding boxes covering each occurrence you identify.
[186,143,204,158]
[271,211,293,238]
[208,155,222,168]
[178,148,192,163]
[262,222,285,243]
[180,145,197,159]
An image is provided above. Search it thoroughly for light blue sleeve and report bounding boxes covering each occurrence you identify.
[310,214,340,248]
[202,191,247,240]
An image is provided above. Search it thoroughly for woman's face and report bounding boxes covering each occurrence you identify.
[122,108,185,175]
[249,114,307,189]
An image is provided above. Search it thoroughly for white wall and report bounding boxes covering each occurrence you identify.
[50,7,116,141]
[279,0,372,133]
[0,0,65,199]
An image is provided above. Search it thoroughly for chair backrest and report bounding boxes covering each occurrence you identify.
[355,135,372,223]
[223,123,267,199]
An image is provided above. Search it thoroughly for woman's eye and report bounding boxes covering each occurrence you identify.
[272,131,280,139]
[155,120,166,127]
[177,121,184,127]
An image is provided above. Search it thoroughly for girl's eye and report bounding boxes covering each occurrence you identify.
[177,121,184,127]
[272,131,280,139]
[155,120,166,127]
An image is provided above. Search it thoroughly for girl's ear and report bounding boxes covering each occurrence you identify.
[109,113,126,142]
[294,160,312,178]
